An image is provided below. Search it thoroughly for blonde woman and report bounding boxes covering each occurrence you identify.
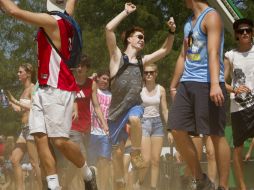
[139,63,171,190]
[7,63,42,190]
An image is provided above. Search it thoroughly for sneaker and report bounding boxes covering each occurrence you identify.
[130,151,147,169]
[84,166,98,190]
[196,174,215,190]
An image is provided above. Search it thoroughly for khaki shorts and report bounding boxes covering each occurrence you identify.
[29,86,75,138]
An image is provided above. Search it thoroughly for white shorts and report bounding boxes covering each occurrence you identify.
[29,86,75,138]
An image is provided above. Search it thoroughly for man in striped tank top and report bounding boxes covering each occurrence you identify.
[169,1,230,190]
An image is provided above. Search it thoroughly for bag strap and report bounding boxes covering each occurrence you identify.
[42,29,66,60]
[110,53,143,80]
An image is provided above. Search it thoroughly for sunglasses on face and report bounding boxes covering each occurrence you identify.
[133,34,145,40]
[236,28,252,35]
[144,71,155,75]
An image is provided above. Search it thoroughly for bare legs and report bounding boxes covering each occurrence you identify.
[26,140,42,190]
[97,158,110,190]
[172,130,203,179]
[34,133,85,175]
[210,135,230,189]
[112,142,125,190]
[11,142,25,190]
[11,138,42,190]
[233,145,247,190]
[139,136,163,188]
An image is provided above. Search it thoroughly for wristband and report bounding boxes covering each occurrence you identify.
[169,88,177,92]
[168,29,175,35]
[125,9,129,15]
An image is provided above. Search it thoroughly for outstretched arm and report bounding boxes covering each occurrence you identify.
[105,3,136,57]
[105,3,136,77]
[0,0,56,28]
[143,17,176,65]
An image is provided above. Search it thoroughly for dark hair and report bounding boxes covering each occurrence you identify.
[96,70,110,78]
[233,18,253,31]
[79,54,91,68]
[20,63,36,83]
[121,26,144,49]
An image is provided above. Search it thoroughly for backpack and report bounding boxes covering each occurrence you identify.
[42,11,82,69]
[110,53,143,81]
[109,53,143,90]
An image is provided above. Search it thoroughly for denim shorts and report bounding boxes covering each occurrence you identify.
[88,134,112,166]
[109,105,144,146]
[141,116,164,137]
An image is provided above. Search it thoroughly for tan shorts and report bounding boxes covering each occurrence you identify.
[29,86,75,138]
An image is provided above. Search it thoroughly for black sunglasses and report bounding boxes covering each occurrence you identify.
[236,28,252,34]
[188,30,193,47]
[144,71,155,75]
[133,34,145,40]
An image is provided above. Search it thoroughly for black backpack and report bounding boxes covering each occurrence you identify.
[110,53,143,81]
[42,11,82,69]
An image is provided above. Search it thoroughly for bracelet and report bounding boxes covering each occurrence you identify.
[15,100,20,105]
[168,29,175,35]
[169,88,177,92]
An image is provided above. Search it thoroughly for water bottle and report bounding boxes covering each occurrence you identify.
[0,89,9,108]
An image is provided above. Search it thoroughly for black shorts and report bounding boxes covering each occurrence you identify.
[231,105,254,147]
[169,82,227,136]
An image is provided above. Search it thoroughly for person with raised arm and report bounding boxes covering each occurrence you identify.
[105,2,175,189]
[0,1,97,189]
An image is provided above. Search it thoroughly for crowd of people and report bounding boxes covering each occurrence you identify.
[0,0,254,190]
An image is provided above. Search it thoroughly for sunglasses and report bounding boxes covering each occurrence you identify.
[188,30,193,47]
[236,28,252,34]
[133,34,145,40]
[144,71,155,75]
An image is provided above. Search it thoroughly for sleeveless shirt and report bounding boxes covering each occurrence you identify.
[109,55,143,121]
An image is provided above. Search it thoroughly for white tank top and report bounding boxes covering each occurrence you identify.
[141,84,161,118]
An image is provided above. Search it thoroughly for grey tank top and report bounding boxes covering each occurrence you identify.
[109,55,143,121]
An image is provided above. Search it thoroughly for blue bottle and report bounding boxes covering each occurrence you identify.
[0,89,9,108]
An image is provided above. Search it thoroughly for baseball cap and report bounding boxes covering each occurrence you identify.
[47,0,66,12]
[233,18,253,31]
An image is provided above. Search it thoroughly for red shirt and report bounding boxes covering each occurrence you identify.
[71,78,93,133]
[37,15,78,92]
[0,144,5,156]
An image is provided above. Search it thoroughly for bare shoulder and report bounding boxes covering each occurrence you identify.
[159,85,166,94]
[204,10,222,27]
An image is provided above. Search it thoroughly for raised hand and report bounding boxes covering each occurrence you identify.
[124,2,136,14]
[167,17,176,33]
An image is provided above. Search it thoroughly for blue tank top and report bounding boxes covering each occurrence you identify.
[180,7,225,83]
